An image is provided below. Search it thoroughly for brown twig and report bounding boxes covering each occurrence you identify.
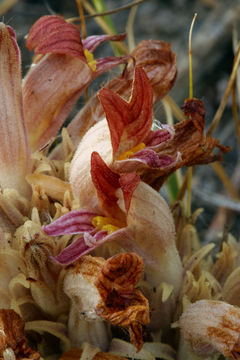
[69,0,147,21]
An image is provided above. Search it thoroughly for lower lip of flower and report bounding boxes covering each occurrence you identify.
[117,142,146,160]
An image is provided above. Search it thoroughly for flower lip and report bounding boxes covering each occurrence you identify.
[43,209,97,236]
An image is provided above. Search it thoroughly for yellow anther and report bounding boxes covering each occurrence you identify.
[84,49,97,71]
[92,216,123,234]
[117,142,146,161]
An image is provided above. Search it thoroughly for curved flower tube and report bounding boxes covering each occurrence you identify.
[44,152,183,294]
[23,15,129,151]
[0,23,30,198]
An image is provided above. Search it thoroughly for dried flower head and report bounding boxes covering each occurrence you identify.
[64,252,149,351]
[0,309,40,359]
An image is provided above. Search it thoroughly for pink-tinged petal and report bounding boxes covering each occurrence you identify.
[67,40,176,147]
[91,152,121,217]
[95,55,129,77]
[132,149,174,168]
[112,150,178,177]
[52,227,133,265]
[51,231,106,265]
[98,67,153,157]
[83,34,126,53]
[23,54,92,151]
[26,15,86,60]
[146,126,173,148]
[43,210,97,236]
[0,24,30,196]
[119,173,140,213]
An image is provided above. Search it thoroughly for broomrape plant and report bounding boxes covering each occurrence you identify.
[0,10,237,360]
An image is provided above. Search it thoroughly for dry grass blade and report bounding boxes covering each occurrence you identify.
[231,83,240,148]
[162,95,185,122]
[207,41,240,137]
[233,25,240,109]
[81,0,129,54]
[210,162,239,200]
[194,188,240,211]
[0,0,18,15]
[176,171,189,202]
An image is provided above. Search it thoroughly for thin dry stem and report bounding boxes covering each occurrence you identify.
[231,83,240,148]
[232,25,240,109]
[211,162,239,200]
[207,41,240,137]
[187,13,197,218]
[76,0,87,38]
[188,13,197,99]
[69,0,147,21]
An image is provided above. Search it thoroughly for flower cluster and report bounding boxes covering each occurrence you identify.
[0,13,237,360]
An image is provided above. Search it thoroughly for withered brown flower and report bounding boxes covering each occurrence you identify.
[64,253,149,352]
[95,253,149,352]
[179,300,240,359]
[142,98,231,189]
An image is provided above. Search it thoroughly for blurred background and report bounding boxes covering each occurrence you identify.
[2,0,240,242]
